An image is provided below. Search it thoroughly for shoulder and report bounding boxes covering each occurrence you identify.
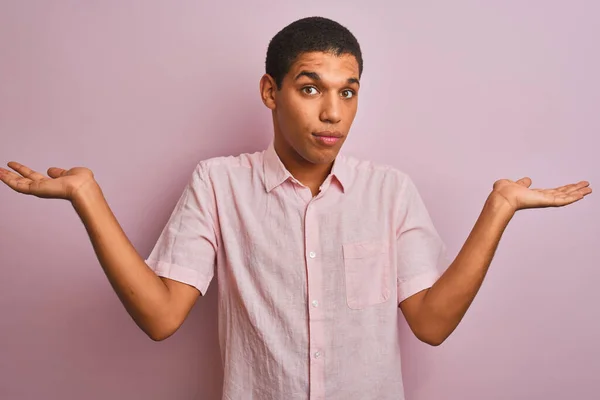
[191,149,264,181]
[340,153,414,190]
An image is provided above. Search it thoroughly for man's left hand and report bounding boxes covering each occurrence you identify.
[491,177,592,212]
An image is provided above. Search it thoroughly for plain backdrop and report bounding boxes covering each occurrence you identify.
[1,1,598,399]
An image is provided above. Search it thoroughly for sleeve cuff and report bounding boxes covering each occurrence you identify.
[145,259,213,296]
[397,270,440,304]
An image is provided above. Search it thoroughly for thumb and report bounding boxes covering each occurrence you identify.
[516,177,532,187]
[47,167,67,179]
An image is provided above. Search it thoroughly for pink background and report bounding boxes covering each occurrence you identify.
[1,1,598,399]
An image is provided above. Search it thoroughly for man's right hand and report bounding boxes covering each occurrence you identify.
[0,160,200,340]
[0,161,97,201]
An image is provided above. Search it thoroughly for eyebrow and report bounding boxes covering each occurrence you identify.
[294,71,360,86]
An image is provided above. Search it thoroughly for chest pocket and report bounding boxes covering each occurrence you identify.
[342,240,391,309]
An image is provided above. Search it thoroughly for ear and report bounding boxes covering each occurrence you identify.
[260,74,277,110]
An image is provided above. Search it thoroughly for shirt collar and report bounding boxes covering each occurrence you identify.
[263,141,349,193]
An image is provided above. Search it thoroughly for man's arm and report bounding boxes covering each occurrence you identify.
[0,161,200,341]
[400,177,592,346]
[400,192,512,345]
[72,182,200,341]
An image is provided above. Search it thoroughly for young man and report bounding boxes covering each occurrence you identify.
[0,16,592,400]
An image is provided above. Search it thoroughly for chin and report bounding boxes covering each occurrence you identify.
[305,148,338,165]
[285,136,341,165]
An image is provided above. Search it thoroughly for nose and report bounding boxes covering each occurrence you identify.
[319,92,342,124]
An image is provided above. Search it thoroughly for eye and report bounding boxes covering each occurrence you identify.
[341,89,355,99]
[301,86,319,96]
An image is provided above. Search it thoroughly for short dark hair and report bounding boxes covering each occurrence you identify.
[265,16,363,89]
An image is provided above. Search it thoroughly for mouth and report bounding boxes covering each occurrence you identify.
[312,131,343,146]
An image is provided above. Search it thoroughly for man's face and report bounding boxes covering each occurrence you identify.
[264,51,360,167]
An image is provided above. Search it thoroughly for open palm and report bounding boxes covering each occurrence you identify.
[0,161,96,200]
[493,177,592,211]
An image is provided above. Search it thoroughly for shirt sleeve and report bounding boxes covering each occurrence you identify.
[145,162,218,295]
[395,174,448,304]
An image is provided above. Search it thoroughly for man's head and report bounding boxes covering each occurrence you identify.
[260,17,363,172]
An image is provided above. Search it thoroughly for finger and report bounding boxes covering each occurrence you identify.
[47,167,68,179]
[0,169,35,194]
[534,181,589,194]
[6,161,47,181]
[578,186,593,197]
[0,167,28,183]
[556,181,590,194]
[558,192,587,205]
[516,177,532,187]
[547,190,589,207]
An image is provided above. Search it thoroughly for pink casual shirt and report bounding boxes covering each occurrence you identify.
[145,141,448,400]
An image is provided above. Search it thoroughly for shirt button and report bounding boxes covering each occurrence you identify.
[309,251,316,258]
[312,300,319,307]
[314,351,321,359]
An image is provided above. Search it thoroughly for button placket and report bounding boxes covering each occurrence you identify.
[304,200,325,399]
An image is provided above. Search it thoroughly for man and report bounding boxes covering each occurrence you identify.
[0,16,592,400]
